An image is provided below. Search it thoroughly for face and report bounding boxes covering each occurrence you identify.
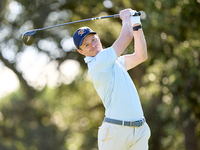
[77,34,102,57]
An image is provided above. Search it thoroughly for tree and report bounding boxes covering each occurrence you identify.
[140,0,200,149]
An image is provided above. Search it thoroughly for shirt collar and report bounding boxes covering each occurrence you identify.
[84,56,94,63]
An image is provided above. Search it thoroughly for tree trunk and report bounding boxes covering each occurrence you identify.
[180,112,198,150]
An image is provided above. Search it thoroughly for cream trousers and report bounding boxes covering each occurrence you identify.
[98,122,151,150]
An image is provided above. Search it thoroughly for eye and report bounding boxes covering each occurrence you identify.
[92,37,96,42]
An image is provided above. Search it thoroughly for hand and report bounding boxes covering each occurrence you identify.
[120,8,132,20]
[130,10,141,26]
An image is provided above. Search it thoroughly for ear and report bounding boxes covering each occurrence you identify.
[77,49,85,56]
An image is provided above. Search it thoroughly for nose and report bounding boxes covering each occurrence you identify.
[91,42,95,47]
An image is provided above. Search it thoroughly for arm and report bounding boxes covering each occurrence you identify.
[124,15,148,70]
[112,9,133,57]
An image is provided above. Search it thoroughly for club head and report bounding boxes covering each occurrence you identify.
[22,30,37,46]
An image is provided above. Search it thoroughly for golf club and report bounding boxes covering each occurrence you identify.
[22,12,141,46]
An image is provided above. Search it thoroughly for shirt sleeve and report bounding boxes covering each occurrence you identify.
[87,47,118,76]
[96,47,118,69]
[117,56,125,68]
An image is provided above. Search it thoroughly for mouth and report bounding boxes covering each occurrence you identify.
[89,46,98,52]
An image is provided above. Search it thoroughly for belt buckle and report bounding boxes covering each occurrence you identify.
[122,120,125,126]
[130,121,133,127]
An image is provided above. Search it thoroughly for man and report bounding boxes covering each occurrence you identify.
[73,8,150,150]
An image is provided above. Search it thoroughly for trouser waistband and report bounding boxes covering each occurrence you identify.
[104,117,146,127]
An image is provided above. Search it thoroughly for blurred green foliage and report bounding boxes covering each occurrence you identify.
[0,0,200,149]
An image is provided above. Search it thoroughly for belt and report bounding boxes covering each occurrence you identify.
[104,117,146,127]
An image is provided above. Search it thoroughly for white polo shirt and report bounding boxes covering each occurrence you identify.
[84,47,144,121]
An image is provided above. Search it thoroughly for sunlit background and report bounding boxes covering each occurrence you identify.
[0,1,80,97]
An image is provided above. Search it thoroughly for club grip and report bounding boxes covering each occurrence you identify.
[113,12,141,18]
[132,12,141,16]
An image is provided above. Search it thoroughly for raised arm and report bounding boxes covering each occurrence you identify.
[112,9,133,57]
[124,11,148,70]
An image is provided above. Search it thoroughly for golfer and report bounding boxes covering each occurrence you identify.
[73,8,150,150]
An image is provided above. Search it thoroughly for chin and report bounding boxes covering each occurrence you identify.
[91,51,98,57]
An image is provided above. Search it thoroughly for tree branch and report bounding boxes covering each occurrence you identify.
[0,51,35,98]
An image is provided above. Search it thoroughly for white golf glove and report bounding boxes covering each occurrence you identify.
[130,10,141,26]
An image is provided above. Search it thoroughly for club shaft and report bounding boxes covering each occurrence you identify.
[36,12,140,32]
[36,14,119,31]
